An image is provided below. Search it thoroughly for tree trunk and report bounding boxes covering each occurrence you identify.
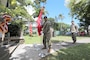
[20,30,24,38]
[88,26,90,36]
[86,25,89,35]
[19,29,24,38]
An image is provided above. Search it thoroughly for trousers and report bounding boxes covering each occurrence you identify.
[72,32,77,43]
[43,33,51,48]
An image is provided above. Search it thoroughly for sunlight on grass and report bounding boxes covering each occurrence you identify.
[40,43,90,60]
[24,35,42,44]
[24,35,90,44]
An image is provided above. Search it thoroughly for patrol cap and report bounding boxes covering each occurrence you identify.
[44,16,47,19]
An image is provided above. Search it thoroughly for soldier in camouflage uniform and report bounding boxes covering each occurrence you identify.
[70,21,78,44]
[42,16,51,53]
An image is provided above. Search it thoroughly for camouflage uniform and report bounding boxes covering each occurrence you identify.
[70,23,78,43]
[43,20,51,48]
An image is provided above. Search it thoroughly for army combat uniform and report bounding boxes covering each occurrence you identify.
[42,20,51,49]
[70,24,78,44]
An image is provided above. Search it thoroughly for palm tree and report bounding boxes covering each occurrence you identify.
[59,14,64,21]
[58,14,64,35]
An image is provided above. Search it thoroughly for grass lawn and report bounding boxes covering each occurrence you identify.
[24,35,42,44]
[24,35,90,44]
[40,43,90,60]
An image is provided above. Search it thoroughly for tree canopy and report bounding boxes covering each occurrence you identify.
[0,0,47,21]
[66,0,90,27]
[32,0,47,18]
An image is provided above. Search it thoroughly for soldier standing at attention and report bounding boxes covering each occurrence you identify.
[42,16,51,53]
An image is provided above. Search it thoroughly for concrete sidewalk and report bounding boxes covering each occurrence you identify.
[0,41,19,60]
[10,38,90,60]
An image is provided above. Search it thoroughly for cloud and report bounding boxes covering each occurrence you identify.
[64,0,70,7]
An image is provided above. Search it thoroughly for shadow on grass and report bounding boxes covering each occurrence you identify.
[51,40,60,43]
[51,40,64,43]
[40,43,90,60]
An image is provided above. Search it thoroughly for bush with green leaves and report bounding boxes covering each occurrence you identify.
[8,20,23,37]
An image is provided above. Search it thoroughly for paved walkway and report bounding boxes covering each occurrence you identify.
[9,38,90,60]
[0,41,19,60]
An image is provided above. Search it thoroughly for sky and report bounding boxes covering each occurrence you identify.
[42,0,79,26]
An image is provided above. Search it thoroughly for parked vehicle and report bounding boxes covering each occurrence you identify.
[79,31,86,36]
[65,32,71,36]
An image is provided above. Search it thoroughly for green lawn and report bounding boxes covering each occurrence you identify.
[40,43,90,60]
[24,35,90,44]
[24,35,90,60]
[24,35,42,44]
